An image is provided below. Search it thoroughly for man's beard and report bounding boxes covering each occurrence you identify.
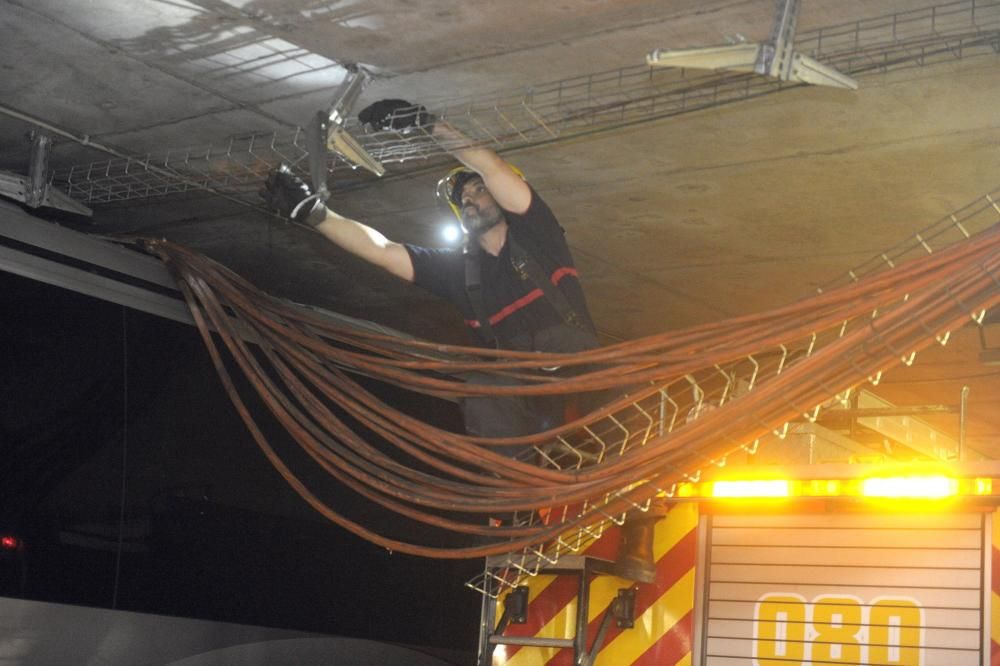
[462,202,504,236]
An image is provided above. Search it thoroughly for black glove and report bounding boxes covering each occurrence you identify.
[260,165,326,227]
[358,99,434,132]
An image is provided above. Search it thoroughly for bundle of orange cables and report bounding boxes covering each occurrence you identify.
[143,219,1000,559]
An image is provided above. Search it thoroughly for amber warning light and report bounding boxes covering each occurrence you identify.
[676,475,994,501]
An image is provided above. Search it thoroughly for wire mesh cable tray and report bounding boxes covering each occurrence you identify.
[52,0,1000,206]
[464,180,1000,599]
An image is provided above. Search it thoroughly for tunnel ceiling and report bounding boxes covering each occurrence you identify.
[2,0,1000,458]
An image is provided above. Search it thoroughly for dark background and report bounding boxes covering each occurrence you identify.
[0,268,481,657]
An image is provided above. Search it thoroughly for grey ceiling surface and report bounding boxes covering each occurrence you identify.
[3,0,1000,457]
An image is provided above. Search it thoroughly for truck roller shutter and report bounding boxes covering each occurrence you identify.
[699,512,987,665]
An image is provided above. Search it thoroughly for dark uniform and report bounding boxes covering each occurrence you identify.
[405,187,598,440]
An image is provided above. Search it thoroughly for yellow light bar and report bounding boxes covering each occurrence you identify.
[711,480,790,498]
[861,475,957,498]
[677,476,997,501]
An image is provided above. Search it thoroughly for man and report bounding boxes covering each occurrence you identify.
[264,100,598,437]
[262,100,656,582]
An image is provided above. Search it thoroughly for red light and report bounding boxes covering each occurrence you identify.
[0,535,18,550]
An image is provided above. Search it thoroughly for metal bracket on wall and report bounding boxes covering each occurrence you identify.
[0,133,91,217]
[647,0,858,90]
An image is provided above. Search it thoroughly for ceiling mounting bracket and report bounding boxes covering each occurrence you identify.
[0,132,92,217]
[314,63,384,177]
[304,64,384,207]
[646,0,858,90]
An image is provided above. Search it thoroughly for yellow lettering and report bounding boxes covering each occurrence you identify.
[869,599,922,666]
[811,596,862,663]
[753,595,924,666]
[754,594,806,666]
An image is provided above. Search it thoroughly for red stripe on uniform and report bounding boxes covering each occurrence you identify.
[547,526,698,666]
[472,288,546,328]
[549,267,578,284]
[992,639,1000,666]
[465,267,580,329]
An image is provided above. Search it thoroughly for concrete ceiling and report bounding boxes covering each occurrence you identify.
[3,0,1000,455]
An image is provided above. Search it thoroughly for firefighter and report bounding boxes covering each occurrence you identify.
[261,99,657,582]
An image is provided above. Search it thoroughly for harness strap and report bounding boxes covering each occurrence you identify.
[463,232,591,347]
[507,235,591,334]
[464,248,498,346]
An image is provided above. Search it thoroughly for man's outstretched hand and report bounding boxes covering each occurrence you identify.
[260,165,326,227]
[358,99,433,132]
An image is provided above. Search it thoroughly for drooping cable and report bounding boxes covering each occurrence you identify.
[140,215,1000,561]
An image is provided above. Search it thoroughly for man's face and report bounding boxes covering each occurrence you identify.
[459,177,504,236]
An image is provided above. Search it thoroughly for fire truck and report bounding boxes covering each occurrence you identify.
[479,390,997,666]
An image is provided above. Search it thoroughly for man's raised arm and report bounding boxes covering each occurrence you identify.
[260,166,414,283]
[356,99,532,215]
[313,209,414,282]
[432,121,532,215]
